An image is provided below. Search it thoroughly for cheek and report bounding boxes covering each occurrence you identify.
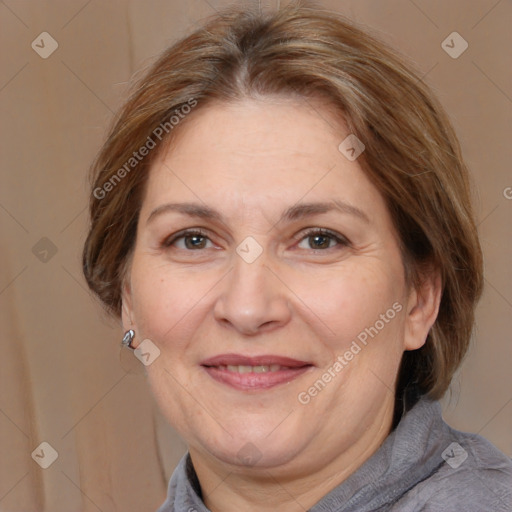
[130,261,196,341]
[302,263,405,347]
[308,269,406,402]
[129,256,228,353]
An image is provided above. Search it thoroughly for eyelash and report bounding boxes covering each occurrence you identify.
[161,229,210,249]
[161,228,351,251]
[296,228,350,250]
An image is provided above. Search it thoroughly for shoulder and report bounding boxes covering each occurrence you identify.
[399,427,512,511]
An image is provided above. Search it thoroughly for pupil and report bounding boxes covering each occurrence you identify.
[311,235,329,249]
[186,235,205,249]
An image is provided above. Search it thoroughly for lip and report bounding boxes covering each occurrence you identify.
[201,353,314,391]
[201,353,311,367]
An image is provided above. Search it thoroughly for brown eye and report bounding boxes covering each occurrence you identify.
[184,234,208,249]
[162,229,213,250]
[307,234,332,249]
[297,229,349,250]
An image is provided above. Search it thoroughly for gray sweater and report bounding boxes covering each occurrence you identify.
[156,398,512,511]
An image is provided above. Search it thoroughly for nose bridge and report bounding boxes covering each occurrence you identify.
[213,248,291,334]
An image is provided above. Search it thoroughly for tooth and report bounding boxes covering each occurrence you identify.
[253,365,270,373]
[220,364,286,373]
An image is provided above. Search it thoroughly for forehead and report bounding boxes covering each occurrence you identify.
[141,98,384,220]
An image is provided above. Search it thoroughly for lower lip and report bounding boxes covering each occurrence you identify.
[202,365,312,390]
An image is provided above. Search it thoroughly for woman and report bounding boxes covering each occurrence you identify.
[82,2,512,511]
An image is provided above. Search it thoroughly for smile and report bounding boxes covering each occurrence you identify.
[201,354,313,390]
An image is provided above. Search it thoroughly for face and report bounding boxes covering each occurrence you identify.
[122,97,437,477]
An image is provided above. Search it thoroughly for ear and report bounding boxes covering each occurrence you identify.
[403,269,442,351]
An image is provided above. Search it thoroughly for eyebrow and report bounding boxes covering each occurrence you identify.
[146,199,370,226]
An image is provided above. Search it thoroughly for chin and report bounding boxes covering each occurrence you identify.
[193,420,309,470]
[210,440,303,470]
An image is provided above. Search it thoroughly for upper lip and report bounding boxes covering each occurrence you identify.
[201,353,312,367]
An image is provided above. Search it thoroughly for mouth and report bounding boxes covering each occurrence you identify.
[200,354,314,390]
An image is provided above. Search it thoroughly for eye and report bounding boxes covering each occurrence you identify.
[296,228,350,250]
[162,229,214,250]
[161,227,349,252]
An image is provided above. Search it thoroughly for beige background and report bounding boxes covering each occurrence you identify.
[0,0,510,510]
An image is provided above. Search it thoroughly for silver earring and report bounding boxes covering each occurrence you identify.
[122,329,135,349]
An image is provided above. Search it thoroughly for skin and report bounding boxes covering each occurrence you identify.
[122,97,441,512]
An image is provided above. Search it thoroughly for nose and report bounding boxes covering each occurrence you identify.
[213,254,292,336]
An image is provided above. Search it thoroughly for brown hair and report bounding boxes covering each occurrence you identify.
[82,1,483,414]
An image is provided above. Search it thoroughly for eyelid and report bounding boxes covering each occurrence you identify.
[295,227,351,247]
